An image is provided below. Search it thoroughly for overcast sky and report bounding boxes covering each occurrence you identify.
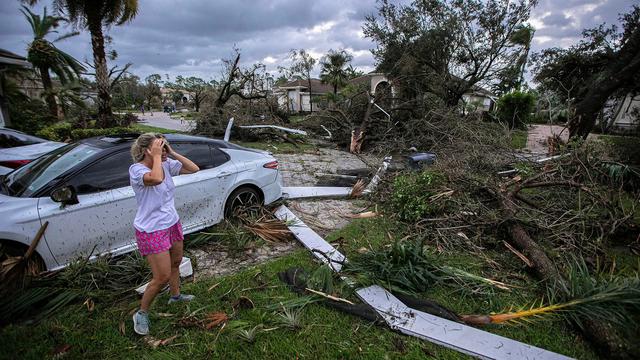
[0,0,636,82]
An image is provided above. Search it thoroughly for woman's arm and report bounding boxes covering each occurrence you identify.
[166,144,200,174]
[143,138,165,185]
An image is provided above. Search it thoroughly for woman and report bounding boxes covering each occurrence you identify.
[129,133,199,335]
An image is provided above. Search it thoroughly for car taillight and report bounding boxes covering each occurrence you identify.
[263,161,278,169]
[0,159,31,169]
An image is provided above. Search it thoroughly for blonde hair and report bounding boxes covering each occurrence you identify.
[131,133,164,162]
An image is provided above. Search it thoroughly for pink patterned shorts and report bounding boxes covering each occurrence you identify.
[135,221,184,256]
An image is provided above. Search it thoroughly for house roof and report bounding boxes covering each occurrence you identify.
[277,78,333,94]
[0,48,31,67]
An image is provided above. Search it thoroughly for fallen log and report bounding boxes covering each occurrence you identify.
[497,187,636,359]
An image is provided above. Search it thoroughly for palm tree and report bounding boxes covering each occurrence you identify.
[21,6,84,118]
[25,0,138,128]
[319,49,353,95]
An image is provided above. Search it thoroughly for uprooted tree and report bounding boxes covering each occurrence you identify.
[363,0,536,108]
[195,49,272,136]
[533,5,640,138]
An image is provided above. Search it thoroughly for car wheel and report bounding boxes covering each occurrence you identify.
[224,187,262,219]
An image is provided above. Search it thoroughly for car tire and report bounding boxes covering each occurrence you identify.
[224,186,262,219]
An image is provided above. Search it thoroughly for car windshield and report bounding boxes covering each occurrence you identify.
[2,143,100,197]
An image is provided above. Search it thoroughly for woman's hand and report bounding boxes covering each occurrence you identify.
[146,138,164,158]
[164,141,176,156]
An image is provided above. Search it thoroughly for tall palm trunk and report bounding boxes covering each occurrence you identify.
[38,65,58,118]
[87,18,113,128]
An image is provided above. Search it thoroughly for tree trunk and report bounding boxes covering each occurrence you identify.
[38,65,58,119]
[88,19,114,128]
[350,92,373,154]
[498,189,635,358]
[568,26,640,139]
[307,76,313,113]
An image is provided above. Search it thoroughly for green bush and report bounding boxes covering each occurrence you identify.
[7,97,56,135]
[496,91,536,129]
[391,170,447,221]
[37,124,138,141]
[69,127,136,140]
[36,122,74,141]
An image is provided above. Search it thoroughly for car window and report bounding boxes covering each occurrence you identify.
[66,150,133,194]
[0,130,44,148]
[212,147,230,167]
[3,143,99,197]
[170,143,215,169]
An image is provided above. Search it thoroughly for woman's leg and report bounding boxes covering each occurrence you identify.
[168,240,184,297]
[140,251,172,311]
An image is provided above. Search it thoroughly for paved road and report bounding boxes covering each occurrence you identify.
[131,112,194,132]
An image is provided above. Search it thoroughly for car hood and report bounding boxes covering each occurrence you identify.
[0,141,66,160]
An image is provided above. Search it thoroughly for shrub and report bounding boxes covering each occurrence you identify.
[495,91,536,129]
[7,97,56,135]
[70,127,137,140]
[36,124,138,141]
[36,122,74,141]
[391,170,447,221]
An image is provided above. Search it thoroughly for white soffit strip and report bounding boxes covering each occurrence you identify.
[275,205,572,359]
[239,125,308,136]
[282,186,352,199]
[356,285,573,360]
[274,205,345,272]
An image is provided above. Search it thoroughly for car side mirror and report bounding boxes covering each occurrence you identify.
[51,185,79,206]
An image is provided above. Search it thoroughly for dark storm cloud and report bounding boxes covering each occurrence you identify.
[1,0,635,80]
[531,0,635,49]
[541,13,572,27]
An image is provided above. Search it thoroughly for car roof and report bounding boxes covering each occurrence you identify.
[78,133,257,152]
[0,127,47,143]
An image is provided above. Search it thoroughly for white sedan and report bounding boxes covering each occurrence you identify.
[0,133,282,271]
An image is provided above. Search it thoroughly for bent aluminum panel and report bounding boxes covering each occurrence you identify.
[274,205,345,272]
[281,186,352,199]
[356,285,573,360]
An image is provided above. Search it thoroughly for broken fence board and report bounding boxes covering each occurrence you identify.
[356,285,573,360]
[274,205,345,272]
[282,186,352,199]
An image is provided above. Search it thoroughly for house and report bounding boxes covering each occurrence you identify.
[461,86,496,113]
[274,73,395,113]
[274,72,495,113]
[0,49,32,127]
[610,93,640,131]
[274,79,332,112]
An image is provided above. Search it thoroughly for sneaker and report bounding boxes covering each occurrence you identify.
[132,310,150,335]
[167,293,195,304]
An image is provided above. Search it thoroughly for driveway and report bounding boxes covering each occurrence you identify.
[526,124,569,154]
[188,146,380,278]
[131,111,194,132]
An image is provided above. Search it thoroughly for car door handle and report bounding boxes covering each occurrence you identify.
[218,171,231,177]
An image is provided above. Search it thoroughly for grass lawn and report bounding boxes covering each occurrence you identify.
[131,124,185,134]
[0,217,597,359]
[509,129,528,149]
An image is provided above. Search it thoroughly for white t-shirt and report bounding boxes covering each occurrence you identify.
[129,158,182,232]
